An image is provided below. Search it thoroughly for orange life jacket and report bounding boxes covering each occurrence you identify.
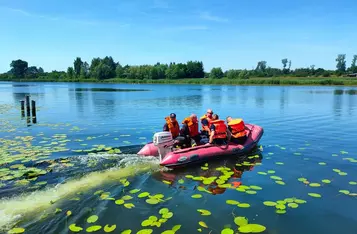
[210,120,227,139]
[182,117,199,137]
[228,118,246,138]
[200,114,213,133]
[165,117,180,138]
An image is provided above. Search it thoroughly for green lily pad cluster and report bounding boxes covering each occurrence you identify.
[263,197,307,214]
[115,195,135,209]
[342,157,357,163]
[332,169,348,176]
[221,216,266,233]
[235,184,262,195]
[226,199,251,208]
[141,208,174,228]
[68,214,117,233]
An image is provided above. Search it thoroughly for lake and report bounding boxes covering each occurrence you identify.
[1,81,357,234]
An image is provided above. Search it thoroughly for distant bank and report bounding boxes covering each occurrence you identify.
[1,77,357,86]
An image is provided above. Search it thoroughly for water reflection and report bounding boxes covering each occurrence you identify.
[255,86,265,108]
[333,90,343,119]
[91,91,118,120]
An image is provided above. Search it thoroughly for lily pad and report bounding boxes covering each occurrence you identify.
[276,209,286,214]
[226,200,240,205]
[275,181,285,185]
[267,170,275,174]
[318,162,326,165]
[257,172,267,175]
[87,215,99,223]
[339,172,348,176]
[115,199,125,205]
[234,216,248,227]
[250,185,262,190]
[129,189,141,194]
[146,198,160,205]
[238,224,266,233]
[309,183,321,187]
[349,181,357,185]
[159,208,169,214]
[138,192,150,198]
[339,190,350,195]
[191,194,202,199]
[197,209,211,216]
[221,228,234,234]
[69,224,83,232]
[124,203,135,209]
[136,229,153,234]
[263,201,277,207]
[294,199,307,204]
[163,212,173,219]
[270,176,282,180]
[198,221,208,228]
[7,228,25,234]
[288,203,299,208]
[246,190,257,195]
[237,203,250,208]
[298,177,307,182]
[178,179,184,184]
[104,225,116,233]
[308,193,322,198]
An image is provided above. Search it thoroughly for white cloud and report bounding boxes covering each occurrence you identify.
[199,11,228,23]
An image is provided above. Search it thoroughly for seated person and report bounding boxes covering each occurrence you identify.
[163,113,180,139]
[180,114,201,148]
[207,114,228,145]
[226,116,248,145]
[200,108,214,144]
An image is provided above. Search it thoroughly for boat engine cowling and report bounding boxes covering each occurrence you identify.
[153,132,174,161]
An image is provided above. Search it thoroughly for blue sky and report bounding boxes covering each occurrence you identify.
[0,0,356,73]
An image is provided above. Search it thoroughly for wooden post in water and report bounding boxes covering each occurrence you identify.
[20,100,25,118]
[31,100,37,124]
[25,95,31,118]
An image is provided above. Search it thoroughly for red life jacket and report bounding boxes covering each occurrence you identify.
[228,118,246,138]
[210,120,227,139]
[182,117,199,137]
[165,117,180,138]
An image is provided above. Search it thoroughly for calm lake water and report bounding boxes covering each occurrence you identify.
[1,81,357,234]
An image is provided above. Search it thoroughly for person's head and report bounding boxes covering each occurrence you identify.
[212,114,219,120]
[206,109,213,118]
[226,116,232,123]
[169,113,176,122]
[190,114,197,122]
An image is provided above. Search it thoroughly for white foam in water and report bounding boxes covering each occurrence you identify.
[0,154,161,231]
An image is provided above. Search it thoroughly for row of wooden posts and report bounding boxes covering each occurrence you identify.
[20,95,37,125]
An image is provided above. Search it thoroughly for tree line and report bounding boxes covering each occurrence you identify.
[1,54,357,81]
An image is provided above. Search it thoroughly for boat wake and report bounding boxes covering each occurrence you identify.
[0,152,160,231]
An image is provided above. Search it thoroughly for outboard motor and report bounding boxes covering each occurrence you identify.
[153,132,174,162]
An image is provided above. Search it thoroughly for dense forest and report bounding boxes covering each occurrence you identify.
[1,54,357,81]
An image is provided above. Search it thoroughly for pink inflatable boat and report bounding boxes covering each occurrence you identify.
[137,124,264,168]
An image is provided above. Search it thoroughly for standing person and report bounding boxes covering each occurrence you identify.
[226,116,247,145]
[208,114,228,145]
[180,114,201,147]
[200,109,214,144]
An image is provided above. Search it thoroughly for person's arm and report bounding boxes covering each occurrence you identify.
[201,119,210,134]
[226,128,232,142]
[208,125,215,144]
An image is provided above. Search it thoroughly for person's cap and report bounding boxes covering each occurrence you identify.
[170,113,176,118]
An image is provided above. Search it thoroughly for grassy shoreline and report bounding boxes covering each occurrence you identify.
[1,76,357,86]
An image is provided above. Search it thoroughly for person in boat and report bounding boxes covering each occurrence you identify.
[163,113,180,138]
[207,114,229,145]
[226,116,248,145]
[180,114,201,147]
[200,109,214,144]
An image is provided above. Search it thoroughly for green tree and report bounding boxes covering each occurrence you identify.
[350,55,357,73]
[38,67,44,74]
[209,67,224,79]
[115,63,124,78]
[335,54,346,74]
[74,57,83,77]
[67,67,74,79]
[92,62,112,80]
[25,66,39,79]
[282,58,288,71]
[10,59,28,78]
